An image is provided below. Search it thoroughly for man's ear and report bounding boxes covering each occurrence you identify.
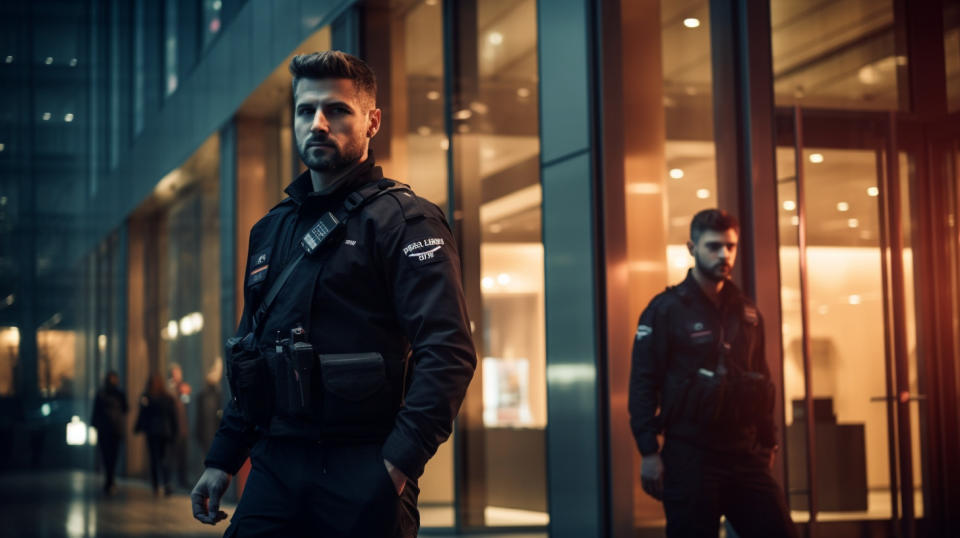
[367,108,382,138]
[686,240,695,256]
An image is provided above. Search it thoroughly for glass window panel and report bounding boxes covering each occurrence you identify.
[0,327,17,396]
[946,0,960,112]
[771,0,904,111]
[619,0,718,529]
[451,0,547,528]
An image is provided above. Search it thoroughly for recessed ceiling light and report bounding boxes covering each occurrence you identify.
[837,202,850,212]
[488,32,504,46]
[669,168,684,179]
[683,18,701,28]
[4,56,12,64]
[847,218,859,228]
[44,57,53,65]
[867,186,879,197]
[848,294,861,305]
[481,277,494,289]
[782,200,796,211]
[426,90,440,101]
[64,113,74,122]
[453,109,472,120]
[696,188,710,199]
[0,143,5,152]
[809,153,824,164]
[497,273,511,285]
[517,87,531,98]
[41,112,51,121]
[69,58,78,67]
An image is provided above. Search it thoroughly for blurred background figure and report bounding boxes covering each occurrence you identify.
[166,362,192,490]
[194,357,223,455]
[90,370,127,495]
[135,372,178,496]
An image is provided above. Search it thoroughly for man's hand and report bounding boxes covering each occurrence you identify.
[383,459,407,495]
[191,468,231,525]
[640,452,664,501]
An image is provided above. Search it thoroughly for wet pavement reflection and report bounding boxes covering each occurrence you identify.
[0,470,231,537]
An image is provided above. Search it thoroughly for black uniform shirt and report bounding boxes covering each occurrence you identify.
[628,270,776,456]
[205,157,476,481]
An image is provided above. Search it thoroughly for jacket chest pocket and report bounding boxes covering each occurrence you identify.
[317,353,398,429]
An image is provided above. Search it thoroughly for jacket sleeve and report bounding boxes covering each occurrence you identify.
[377,209,477,480]
[628,296,671,456]
[754,314,778,448]
[203,231,263,475]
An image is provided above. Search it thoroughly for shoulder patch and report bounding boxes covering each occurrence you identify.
[402,236,447,266]
[247,249,270,286]
[635,324,653,341]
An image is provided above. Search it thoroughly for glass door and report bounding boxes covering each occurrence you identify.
[775,108,926,537]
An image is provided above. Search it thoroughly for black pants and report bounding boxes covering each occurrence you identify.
[97,434,121,489]
[146,435,172,492]
[224,438,419,538]
[661,439,798,538]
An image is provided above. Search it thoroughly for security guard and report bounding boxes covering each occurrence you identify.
[190,51,476,537]
[629,209,797,537]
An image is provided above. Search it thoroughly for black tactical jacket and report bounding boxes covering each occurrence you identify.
[628,270,777,456]
[204,157,476,481]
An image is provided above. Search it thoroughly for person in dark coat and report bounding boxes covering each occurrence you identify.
[135,372,179,496]
[91,371,128,494]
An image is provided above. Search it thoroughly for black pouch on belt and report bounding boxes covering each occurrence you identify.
[273,328,314,417]
[225,332,274,426]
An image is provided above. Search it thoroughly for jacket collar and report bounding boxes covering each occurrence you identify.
[679,269,742,311]
[283,153,383,205]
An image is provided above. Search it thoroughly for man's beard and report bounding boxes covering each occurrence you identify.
[695,254,731,282]
[298,137,365,172]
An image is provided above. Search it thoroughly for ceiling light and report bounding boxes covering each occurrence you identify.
[782,200,796,211]
[497,273,511,285]
[858,65,879,85]
[837,201,850,212]
[683,17,701,28]
[847,218,859,228]
[791,215,799,226]
[440,138,449,151]
[696,188,710,199]
[481,277,494,289]
[42,112,51,121]
[848,294,861,305]
[44,57,53,65]
[64,113,74,122]
[517,87,531,98]
[867,186,879,197]
[0,143,5,152]
[425,0,439,6]
[213,0,222,9]
[488,32,504,46]
[453,109,472,120]
[69,58,78,67]
[4,56,12,64]
[809,153,824,164]
[426,90,440,101]
[669,168,684,179]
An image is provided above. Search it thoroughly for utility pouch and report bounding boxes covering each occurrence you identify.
[681,368,727,424]
[225,332,274,426]
[318,352,392,428]
[729,372,774,425]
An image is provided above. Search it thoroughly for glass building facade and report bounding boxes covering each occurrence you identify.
[2,0,959,536]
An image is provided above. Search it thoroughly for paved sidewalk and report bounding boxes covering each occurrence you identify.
[0,470,548,537]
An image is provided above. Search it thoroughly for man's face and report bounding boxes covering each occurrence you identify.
[171,366,182,383]
[293,78,381,173]
[687,228,738,282]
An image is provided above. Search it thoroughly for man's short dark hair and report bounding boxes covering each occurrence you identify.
[289,51,377,107]
[690,209,740,243]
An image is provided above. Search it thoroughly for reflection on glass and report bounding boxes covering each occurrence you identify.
[621,0,718,530]
[164,0,178,96]
[451,0,547,528]
[771,0,903,110]
[366,0,453,526]
[946,0,960,112]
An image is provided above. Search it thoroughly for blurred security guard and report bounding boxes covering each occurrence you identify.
[628,209,798,538]
[190,51,476,537]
